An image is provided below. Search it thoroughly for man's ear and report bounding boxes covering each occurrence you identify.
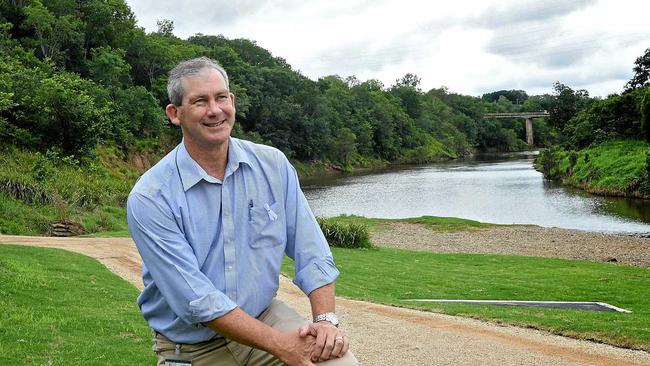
[165,104,181,126]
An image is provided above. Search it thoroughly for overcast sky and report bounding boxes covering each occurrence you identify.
[125,0,649,97]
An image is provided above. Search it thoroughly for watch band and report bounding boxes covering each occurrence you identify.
[313,312,339,327]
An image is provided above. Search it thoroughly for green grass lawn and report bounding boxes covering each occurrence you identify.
[283,247,650,351]
[324,214,497,233]
[0,245,154,365]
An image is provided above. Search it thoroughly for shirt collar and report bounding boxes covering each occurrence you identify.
[176,137,252,191]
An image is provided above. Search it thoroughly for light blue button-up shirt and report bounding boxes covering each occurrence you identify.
[126,138,339,344]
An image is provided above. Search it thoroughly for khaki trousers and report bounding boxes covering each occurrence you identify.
[154,299,359,366]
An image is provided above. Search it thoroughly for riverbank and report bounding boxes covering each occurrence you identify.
[535,139,650,199]
[371,222,650,267]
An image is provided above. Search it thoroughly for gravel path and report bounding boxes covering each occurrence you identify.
[2,233,650,366]
[371,223,650,267]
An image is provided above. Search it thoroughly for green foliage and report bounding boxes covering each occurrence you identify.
[0,245,153,364]
[0,146,139,234]
[536,140,650,197]
[88,46,132,89]
[562,87,648,149]
[21,0,84,67]
[626,47,650,91]
[476,119,527,152]
[316,217,372,249]
[640,87,650,142]
[325,214,496,233]
[482,89,528,104]
[111,85,168,143]
[544,82,593,130]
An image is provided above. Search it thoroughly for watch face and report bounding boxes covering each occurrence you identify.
[329,314,339,326]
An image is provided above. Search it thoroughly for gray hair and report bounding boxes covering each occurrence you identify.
[167,57,230,105]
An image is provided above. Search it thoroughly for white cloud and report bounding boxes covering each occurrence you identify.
[124,0,650,97]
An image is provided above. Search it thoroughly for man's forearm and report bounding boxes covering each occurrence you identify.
[305,282,350,362]
[308,282,336,318]
[204,307,315,365]
[204,307,278,350]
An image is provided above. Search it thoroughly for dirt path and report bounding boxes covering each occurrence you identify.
[2,233,650,366]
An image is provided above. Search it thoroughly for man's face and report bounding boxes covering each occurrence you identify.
[167,68,236,151]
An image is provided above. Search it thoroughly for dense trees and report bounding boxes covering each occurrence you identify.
[1,0,564,167]
[561,87,649,149]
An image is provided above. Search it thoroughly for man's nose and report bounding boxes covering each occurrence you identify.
[206,98,222,115]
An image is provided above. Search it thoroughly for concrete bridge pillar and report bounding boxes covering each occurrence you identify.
[525,118,534,146]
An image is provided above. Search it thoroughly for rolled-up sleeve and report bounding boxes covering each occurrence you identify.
[281,155,340,295]
[127,193,237,325]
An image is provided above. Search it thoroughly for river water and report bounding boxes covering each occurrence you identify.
[301,152,650,235]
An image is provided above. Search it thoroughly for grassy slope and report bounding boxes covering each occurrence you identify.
[0,245,154,365]
[0,146,137,235]
[325,214,497,232]
[536,139,650,198]
[284,248,650,351]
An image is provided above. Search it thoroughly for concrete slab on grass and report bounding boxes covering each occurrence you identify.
[400,299,631,313]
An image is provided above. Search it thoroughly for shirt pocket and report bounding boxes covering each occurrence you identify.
[249,201,285,248]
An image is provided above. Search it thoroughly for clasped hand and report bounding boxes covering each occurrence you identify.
[299,322,349,362]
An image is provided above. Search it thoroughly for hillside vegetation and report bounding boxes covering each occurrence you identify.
[536,139,650,198]
[534,50,650,197]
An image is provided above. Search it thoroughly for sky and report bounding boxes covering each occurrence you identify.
[124,0,649,97]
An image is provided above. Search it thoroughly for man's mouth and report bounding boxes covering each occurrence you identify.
[202,120,225,128]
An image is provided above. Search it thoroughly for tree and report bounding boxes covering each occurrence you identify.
[329,127,357,164]
[545,82,591,129]
[156,19,174,36]
[127,31,174,91]
[390,83,422,120]
[76,0,137,57]
[4,63,111,156]
[626,48,650,91]
[88,46,131,92]
[111,86,167,143]
[641,87,650,142]
[21,1,83,67]
[395,73,421,89]
[482,89,528,104]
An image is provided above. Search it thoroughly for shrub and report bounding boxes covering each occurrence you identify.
[317,217,372,249]
[536,146,567,180]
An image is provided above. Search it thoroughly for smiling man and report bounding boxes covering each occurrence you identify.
[127,57,358,366]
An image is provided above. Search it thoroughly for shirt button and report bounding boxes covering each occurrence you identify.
[226,266,233,271]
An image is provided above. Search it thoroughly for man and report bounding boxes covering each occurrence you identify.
[127,57,358,366]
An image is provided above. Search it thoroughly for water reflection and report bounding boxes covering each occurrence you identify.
[302,153,650,235]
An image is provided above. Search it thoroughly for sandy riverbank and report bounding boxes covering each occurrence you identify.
[371,223,650,267]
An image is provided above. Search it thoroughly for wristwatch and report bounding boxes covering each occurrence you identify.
[313,312,339,327]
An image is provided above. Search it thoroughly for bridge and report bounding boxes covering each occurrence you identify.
[484,111,550,146]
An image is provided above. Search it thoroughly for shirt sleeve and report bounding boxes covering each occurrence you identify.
[280,155,340,295]
[127,192,237,325]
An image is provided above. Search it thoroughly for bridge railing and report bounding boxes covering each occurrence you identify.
[484,112,550,119]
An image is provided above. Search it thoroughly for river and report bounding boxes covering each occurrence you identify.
[301,152,650,235]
